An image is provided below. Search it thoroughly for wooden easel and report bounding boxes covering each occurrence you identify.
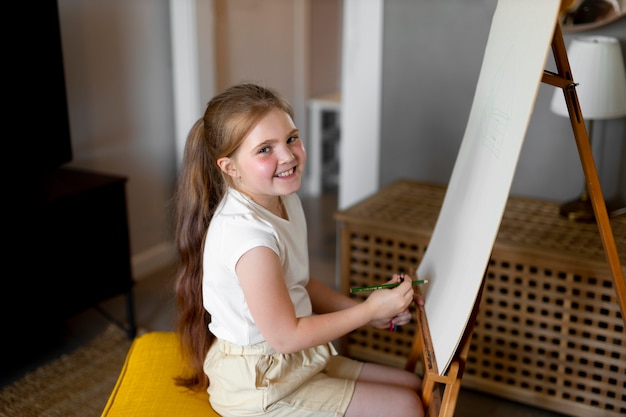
[542,22,626,319]
[404,280,485,417]
[403,9,626,417]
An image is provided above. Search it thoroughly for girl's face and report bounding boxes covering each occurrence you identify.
[218,108,307,209]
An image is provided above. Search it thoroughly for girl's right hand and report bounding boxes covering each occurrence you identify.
[364,274,414,324]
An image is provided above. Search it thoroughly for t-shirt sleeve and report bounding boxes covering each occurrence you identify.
[210,215,281,275]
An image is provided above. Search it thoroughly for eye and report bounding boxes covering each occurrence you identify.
[259,146,271,154]
[287,134,299,144]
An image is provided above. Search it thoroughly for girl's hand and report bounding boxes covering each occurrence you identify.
[364,274,414,326]
[369,308,412,329]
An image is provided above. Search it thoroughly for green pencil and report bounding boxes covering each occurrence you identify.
[349,279,429,293]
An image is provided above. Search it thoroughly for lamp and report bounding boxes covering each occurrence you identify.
[550,35,626,222]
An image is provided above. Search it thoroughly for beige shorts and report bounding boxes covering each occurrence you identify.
[204,339,364,417]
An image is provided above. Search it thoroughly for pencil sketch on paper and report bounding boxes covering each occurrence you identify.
[481,48,515,159]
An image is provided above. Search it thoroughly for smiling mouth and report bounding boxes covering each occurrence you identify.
[276,167,295,178]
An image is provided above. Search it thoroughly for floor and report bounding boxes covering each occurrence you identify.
[2,190,570,416]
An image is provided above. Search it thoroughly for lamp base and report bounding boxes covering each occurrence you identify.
[559,194,626,222]
[559,195,595,223]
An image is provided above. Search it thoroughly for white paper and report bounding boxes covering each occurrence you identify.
[417,0,563,375]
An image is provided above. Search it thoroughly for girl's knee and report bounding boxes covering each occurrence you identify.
[347,382,423,417]
[405,371,422,391]
[391,368,422,393]
[398,389,424,417]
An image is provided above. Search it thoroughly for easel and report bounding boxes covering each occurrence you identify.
[542,22,626,319]
[403,6,626,417]
[404,280,485,417]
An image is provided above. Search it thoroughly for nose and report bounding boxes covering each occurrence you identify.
[277,144,296,163]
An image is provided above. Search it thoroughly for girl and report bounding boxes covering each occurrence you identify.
[173,83,424,417]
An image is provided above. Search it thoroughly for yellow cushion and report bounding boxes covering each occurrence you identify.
[101,331,220,417]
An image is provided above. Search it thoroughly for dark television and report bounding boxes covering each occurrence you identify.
[12,0,72,176]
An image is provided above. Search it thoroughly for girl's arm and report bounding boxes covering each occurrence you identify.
[236,246,414,354]
[306,277,358,313]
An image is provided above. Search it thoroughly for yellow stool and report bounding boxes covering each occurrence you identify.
[101,331,220,417]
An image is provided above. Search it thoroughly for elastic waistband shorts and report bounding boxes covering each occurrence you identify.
[204,339,364,417]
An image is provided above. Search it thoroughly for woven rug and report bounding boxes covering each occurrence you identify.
[0,324,132,417]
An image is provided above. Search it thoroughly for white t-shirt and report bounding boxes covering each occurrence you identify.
[202,187,311,346]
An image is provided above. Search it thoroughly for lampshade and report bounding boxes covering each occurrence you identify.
[550,35,626,119]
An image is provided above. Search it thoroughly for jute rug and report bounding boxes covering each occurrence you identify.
[0,324,132,417]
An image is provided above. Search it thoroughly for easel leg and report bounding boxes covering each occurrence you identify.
[542,23,626,319]
[405,280,484,417]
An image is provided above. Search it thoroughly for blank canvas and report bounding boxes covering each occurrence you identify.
[417,0,563,374]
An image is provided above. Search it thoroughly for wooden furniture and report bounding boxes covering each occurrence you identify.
[4,167,136,371]
[404,280,484,417]
[45,168,136,334]
[102,332,219,417]
[335,179,626,417]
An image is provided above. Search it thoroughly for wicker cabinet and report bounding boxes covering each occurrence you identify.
[335,179,625,417]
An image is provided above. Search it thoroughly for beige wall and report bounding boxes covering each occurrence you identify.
[213,0,342,128]
[59,0,343,279]
[214,0,341,97]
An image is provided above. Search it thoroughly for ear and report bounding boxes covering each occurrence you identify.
[217,156,237,178]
